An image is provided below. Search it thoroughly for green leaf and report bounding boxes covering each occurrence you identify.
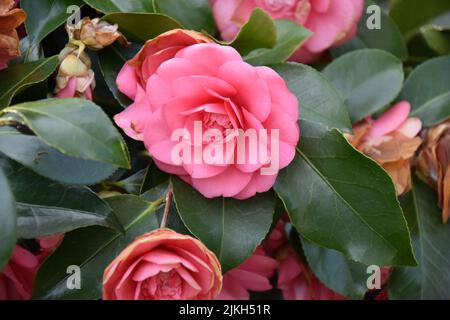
[0,158,119,239]
[407,25,450,59]
[98,45,137,108]
[3,98,130,169]
[0,167,16,271]
[389,178,450,299]
[0,127,117,185]
[34,194,163,299]
[22,0,83,45]
[390,0,450,36]
[245,19,312,66]
[271,63,351,131]
[275,120,416,266]
[301,238,369,300]
[229,9,276,57]
[172,177,275,272]
[154,0,216,34]
[0,56,59,109]
[83,0,155,13]
[400,56,450,127]
[103,13,183,43]
[117,167,150,195]
[331,0,407,60]
[323,49,404,123]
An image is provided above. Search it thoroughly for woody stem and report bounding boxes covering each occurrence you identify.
[160,188,173,229]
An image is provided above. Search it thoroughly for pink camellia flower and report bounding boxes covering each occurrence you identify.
[103,228,222,300]
[346,101,423,195]
[278,248,344,300]
[210,0,364,63]
[0,245,38,300]
[217,246,277,300]
[115,31,299,199]
[36,234,64,262]
[0,235,63,300]
[263,218,287,255]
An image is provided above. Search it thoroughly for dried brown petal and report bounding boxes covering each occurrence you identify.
[416,121,450,223]
[348,118,422,195]
[0,2,26,68]
[67,17,129,50]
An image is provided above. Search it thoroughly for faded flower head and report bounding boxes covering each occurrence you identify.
[54,45,96,100]
[67,17,129,51]
[346,101,423,195]
[416,120,450,223]
[0,0,26,70]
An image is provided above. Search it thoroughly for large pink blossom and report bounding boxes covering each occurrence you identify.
[210,0,364,63]
[114,31,299,199]
[217,246,277,300]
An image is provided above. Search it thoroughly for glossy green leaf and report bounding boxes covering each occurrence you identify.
[0,167,16,271]
[407,25,450,59]
[400,56,450,127]
[323,49,404,123]
[272,63,351,131]
[389,178,450,299]
[302,238,368,300]
[116,167,150,195]
[154,0,216,34]
[0,56,58,109]
[0,127,117,185]
[98,45,137,108]
[22,0,83,44]
[3,98,130,169]
[172,177,275,272]
[332,0,407,60]
[390,0,450,36]
[0,159,119,239]
[229,9,276,57]
[104,13,183,43]
[245,19,312,66]
[275,120,416,266]
[83,0,155,13]
[34,194,163,299]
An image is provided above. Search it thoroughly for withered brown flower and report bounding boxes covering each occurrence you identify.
[346,102,423,196]
[0,0,26,69]
[416,121,450,223]
[67,17,128,51]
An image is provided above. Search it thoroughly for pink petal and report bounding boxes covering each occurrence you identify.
[117,64,139,100]
[56,77,77,98]
[367,101,411,139]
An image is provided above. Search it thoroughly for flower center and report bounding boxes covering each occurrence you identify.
[203,113,232,131]
[141,270,183,300]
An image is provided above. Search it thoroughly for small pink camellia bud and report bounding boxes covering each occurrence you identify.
[416,120,450,224]
[54,45,96,100]
[0,0,26,70]
[67,17,129,51]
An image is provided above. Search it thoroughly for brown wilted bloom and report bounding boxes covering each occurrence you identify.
[416,120,450,223]
[346,101,423,196]
[67,17,129,51]
[0,0,26,69]
[54,45,95,100]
